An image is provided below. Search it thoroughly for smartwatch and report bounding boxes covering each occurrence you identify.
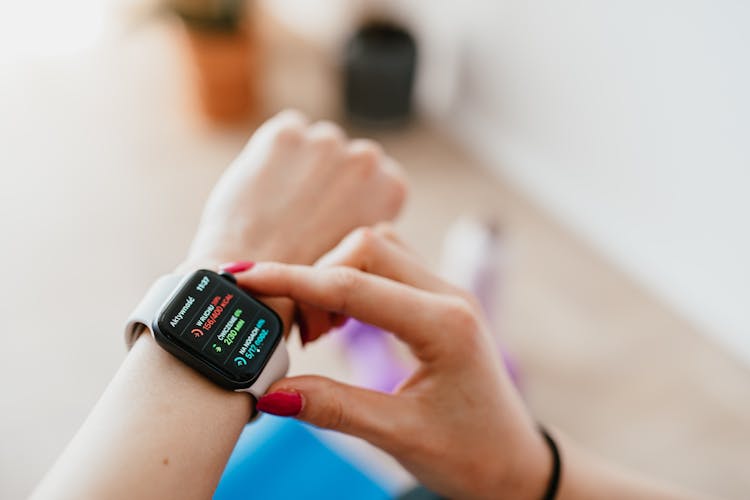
[124,269,289,400]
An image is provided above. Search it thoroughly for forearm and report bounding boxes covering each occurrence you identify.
[33,333,251,499]
[34,262,295,500]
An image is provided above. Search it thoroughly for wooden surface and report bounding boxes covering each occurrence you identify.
[0,15,748,499]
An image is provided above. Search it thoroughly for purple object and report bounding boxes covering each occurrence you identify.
[338,320,410,393]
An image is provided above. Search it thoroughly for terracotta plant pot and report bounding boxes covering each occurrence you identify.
[182,23,261,124]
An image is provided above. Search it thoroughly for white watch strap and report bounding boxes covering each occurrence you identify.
[125,274,184,349]
[241,337,289,399]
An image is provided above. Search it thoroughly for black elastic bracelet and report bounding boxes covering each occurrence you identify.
[539,426,561,500]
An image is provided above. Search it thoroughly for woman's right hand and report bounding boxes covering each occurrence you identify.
[235,226,552,500]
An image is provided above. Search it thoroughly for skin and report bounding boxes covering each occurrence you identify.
[34,111,704,499]
[31,110,407,500]
[236,226,706,500]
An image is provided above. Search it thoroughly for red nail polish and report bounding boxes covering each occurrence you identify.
[256,391,302,417]
[221,261,255,274]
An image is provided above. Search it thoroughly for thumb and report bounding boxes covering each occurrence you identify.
[256,375,406,449]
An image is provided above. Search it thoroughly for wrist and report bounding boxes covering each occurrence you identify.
[130,330,254,418]
[173,258,221,275]
[186,222,316,271]
[128,264,294,419]
[494,426,553,500]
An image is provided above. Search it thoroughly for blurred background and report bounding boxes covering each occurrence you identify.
[1,0,749,498]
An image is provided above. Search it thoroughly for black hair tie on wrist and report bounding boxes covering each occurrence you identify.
[539,426,562,500]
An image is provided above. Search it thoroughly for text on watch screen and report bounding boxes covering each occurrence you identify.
[158,271,281,382]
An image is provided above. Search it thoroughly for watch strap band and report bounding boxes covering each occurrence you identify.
[241,337,289,399]
[124,274,184,349]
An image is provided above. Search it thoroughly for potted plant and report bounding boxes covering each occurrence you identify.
[166,0,261,124]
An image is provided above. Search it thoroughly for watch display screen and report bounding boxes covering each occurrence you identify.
[155,270,282,385]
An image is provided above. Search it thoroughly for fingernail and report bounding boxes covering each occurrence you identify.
[221,261,255,274]
[256,391,302,417]
[295,309,310,346]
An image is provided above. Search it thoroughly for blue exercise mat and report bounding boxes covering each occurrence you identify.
[215,415,392,500]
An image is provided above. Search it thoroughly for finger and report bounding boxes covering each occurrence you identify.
[319,226,460,298]
[298,227,461,343]
[293,301,345,346]
[237,263,457,359]
[258,375,412,453]
[291,304,335,347]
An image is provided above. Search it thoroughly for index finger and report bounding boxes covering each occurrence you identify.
[236,263,454,361]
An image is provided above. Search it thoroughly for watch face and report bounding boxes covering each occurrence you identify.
[155,270,283,388]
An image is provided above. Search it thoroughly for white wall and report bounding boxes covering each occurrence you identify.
[429,1,750,363]
[268,0,750,363]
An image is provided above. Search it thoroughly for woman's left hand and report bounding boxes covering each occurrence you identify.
[184,110,408,271]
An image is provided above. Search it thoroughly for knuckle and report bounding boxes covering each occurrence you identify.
[307,122,345,152]
[390,172,409,208]
[327,266,361,310]
[348,139,383,175]
[372,222,396,239]
[442,297,481,335]
[349,226,379,254]
[273,109,307,124]
[270,121,305,148]
[320,391,349,430]
[349,138,384,159]
[372,222,409,248]
[347,226,382,270]
[384,168,409,215]
[329,227,382,272]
